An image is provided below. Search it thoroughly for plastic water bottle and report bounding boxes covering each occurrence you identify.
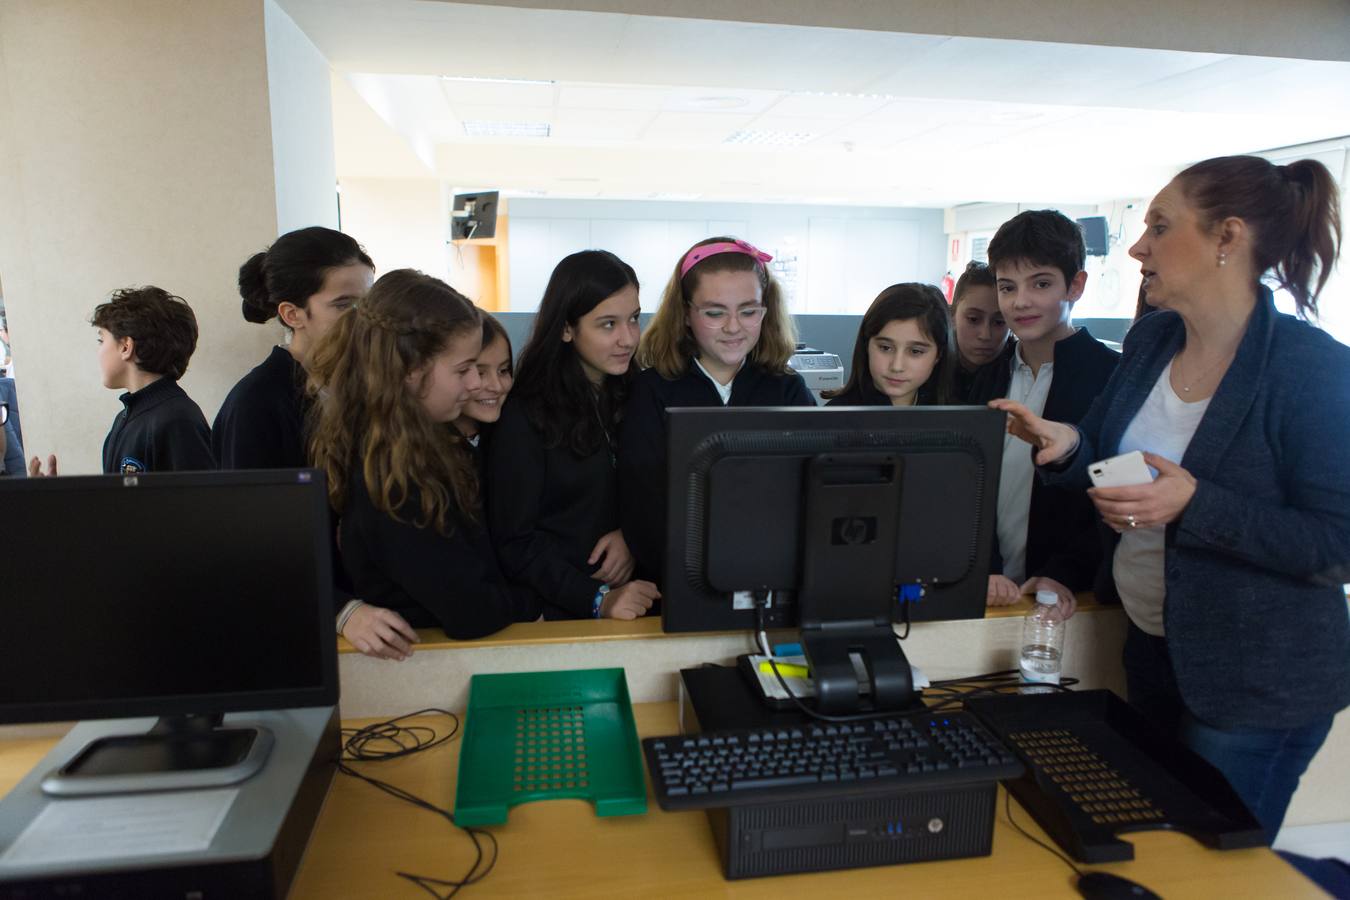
[1020,590,1065,686]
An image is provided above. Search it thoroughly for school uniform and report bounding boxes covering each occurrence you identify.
[213,345,354,609]
[340,465,540,639]
[212,345,307,470]
[618,361,814,583]
[824,381,893,406]
[485,398,618,620]
[824,369,948,407]
[954,342,1016,404]
[968,328,1119,590]
[102,377,214,474]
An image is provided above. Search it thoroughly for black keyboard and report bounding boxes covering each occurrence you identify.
[643,710,1023,810]
[965,691,1267,862]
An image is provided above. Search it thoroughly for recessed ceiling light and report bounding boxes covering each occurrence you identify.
[442,75,555,86]
[690,96,749,110]
[723,130,817,147]
[462,120,550,138]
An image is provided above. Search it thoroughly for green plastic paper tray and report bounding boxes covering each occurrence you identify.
[453,667,648,826]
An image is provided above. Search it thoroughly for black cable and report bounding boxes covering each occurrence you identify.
[336,709,497,899]
[895,585,911,641]
[1003,788,1083,879]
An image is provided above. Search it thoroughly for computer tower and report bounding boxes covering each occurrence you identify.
[0,706,339,899]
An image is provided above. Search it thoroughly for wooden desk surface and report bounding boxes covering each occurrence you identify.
[338,594,1106,654]
[1,696,1311,899]
[284,703,1309,899]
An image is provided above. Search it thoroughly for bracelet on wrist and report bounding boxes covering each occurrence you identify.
[592,584,610,619]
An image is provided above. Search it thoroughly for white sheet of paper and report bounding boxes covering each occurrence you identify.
[0,788,237,866]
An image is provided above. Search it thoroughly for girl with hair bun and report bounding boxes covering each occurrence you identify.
[213,226,374,469]
[310,269,540,644]
[994,155,1349,839]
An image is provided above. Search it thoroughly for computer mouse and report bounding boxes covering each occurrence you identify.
[1075,871,1163,900]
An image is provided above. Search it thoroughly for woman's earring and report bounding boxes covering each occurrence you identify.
[1217,252,1227,268]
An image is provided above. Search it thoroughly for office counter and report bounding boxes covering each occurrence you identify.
[331,598,1347,832]
[335,596,1130,717]
[2,596,1344,884]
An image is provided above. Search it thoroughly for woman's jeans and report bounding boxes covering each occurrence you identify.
[1122,622,1333,842]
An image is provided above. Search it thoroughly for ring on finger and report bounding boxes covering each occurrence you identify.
[1127,514,1138,528]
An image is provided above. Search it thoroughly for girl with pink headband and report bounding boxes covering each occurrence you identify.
[617,235,813,582]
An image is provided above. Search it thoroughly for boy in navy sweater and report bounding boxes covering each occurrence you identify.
[92,287,214,473]
[969,211,1119,610]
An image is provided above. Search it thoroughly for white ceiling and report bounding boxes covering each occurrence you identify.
[285,0,1350,206]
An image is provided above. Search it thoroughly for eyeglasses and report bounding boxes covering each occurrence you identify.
[688,304,767,325]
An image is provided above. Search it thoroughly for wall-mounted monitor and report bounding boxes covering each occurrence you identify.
[1077,216,1109,257]
[451,190,499,241]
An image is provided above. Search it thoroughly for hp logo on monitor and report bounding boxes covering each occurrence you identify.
[832,516,877,546]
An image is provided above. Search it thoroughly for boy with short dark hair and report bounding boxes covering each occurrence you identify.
[91,286,214,473]
[972,210,1119,609]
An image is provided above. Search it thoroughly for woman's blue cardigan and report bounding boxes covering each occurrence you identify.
[1043,287,1350,730]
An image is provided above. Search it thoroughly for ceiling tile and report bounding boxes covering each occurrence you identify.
[440,79,557,107]
[557,84,669,110]
[552,108,659,141]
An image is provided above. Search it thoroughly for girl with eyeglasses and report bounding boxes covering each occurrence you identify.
[485,250,661,621]
[619,237,813,583]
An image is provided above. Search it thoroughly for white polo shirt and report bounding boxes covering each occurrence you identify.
[694,357,737,405]
[997,344,1055,585]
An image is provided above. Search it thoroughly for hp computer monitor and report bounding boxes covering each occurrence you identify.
[0,470,338,793]
[662,406,1004,712]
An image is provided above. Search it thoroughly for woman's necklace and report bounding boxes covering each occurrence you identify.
[1173,347,1234,394]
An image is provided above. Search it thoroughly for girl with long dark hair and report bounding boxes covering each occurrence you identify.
[486,250,661,620]
[823,282,955,407]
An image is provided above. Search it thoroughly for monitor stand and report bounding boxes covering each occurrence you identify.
[40,713,274,797]
[799,621,916,714]
[796,451,914,715]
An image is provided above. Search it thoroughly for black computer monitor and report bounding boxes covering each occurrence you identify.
[1077,215,1109,257]
[662,406,1004,713]
[0,470,337,793]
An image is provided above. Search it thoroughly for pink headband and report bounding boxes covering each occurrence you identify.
[679,239,773,280]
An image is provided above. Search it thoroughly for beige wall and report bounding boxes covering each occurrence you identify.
[456,0,1350,61]
[337,176,494,303]
[0,0,335,473]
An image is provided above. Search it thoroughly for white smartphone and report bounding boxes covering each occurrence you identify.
[1088,450,1154,488]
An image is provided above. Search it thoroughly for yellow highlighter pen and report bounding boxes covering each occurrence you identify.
[758,660,810,679]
